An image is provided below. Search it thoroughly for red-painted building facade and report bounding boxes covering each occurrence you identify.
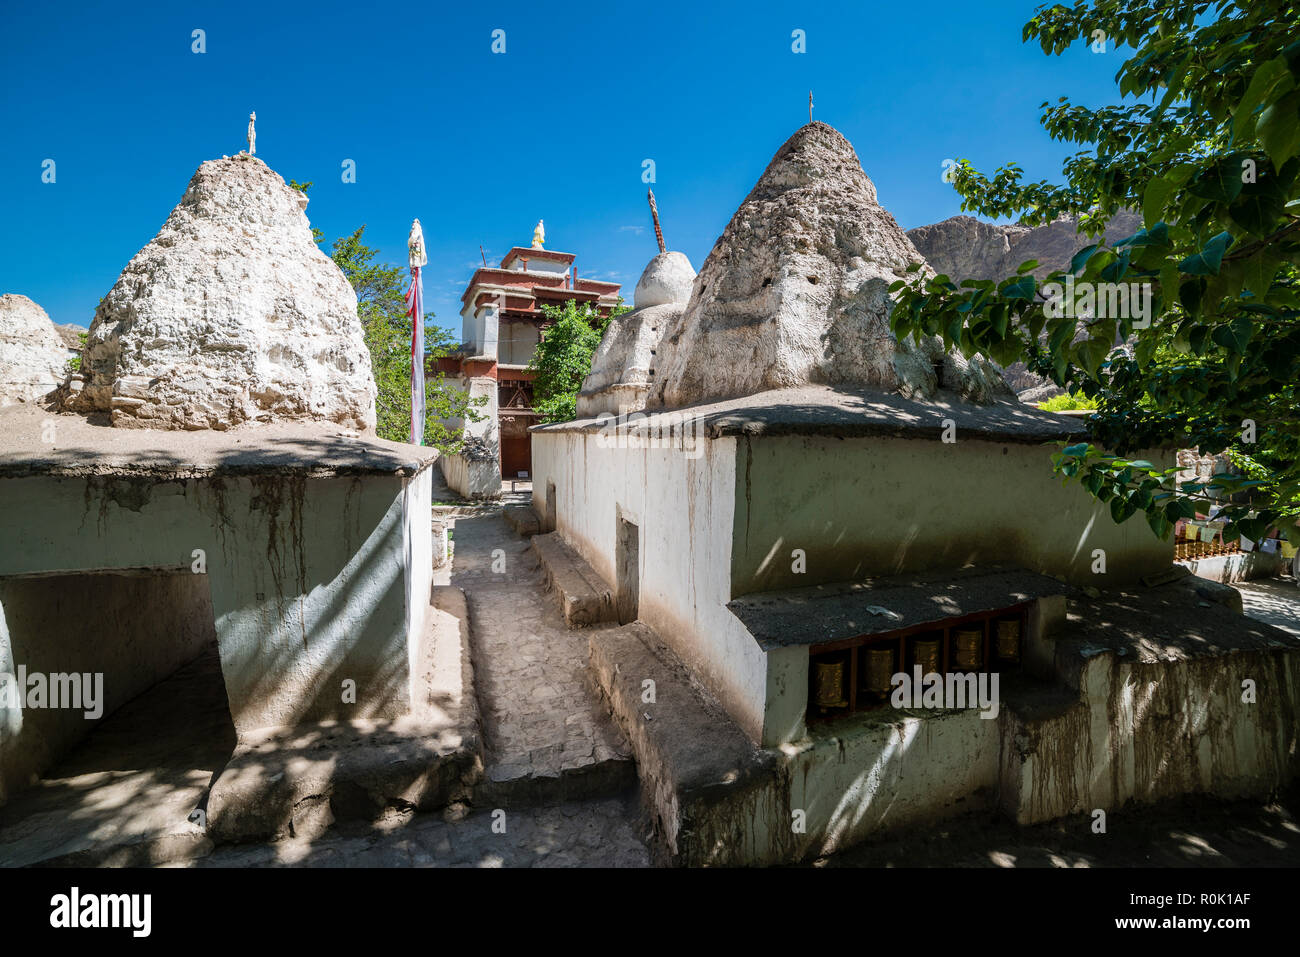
[433,244,622,478]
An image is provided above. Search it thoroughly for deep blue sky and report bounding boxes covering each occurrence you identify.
[1,0,1125,333]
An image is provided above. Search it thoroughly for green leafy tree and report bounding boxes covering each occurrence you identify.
[286,184,482,449]
[528,299,624,422]
[328,226,483,450]
[889,0,1300,546]
[422,326,485,453]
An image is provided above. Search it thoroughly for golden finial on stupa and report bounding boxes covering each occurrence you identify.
[532,219,545,249]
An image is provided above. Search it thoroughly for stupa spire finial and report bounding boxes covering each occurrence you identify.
[648,189,666,254]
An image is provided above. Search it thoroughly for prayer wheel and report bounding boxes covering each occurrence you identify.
[912,638,941,676]
[996,618,1021,662]
[864,647,894,695]
[814,659,847,709]
[953,628,983,671]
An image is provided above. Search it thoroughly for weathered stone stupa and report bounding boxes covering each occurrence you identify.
[0,295,69,407]
[649,122,1008,409]
[68,155,376,432]
[577,250,696,417]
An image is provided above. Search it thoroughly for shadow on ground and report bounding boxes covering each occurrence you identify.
[809,787,1300,868]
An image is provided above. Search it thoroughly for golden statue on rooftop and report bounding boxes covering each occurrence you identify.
[532,219,545,249]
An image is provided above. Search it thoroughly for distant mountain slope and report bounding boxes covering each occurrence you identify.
[907,210,1143,282]
[905,211,1144,396]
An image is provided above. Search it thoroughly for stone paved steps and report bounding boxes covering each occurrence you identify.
[530,532,616,628]
[450,514,635,809]
[475,741,636,809]
[503,504,541,537]
[188,793,652,868]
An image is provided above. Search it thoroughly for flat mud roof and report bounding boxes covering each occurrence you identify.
[729,565,1075,651]
[0,405,438,478]
[535,384,1086,445]
[1058,583,1300,662]
[731,563,1300,658]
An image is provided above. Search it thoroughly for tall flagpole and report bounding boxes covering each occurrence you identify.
[407,219,428,446]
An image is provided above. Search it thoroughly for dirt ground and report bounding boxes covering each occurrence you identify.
[811,787,1300,868]
[1238,577,1300,638]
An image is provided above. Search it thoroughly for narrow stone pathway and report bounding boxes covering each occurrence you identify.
[449,513,634,804]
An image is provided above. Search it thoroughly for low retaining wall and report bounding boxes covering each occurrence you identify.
[1182,550,1284,584]
[1002,638,1300,824]
[440,452,500,500]
[591,594,1300,865]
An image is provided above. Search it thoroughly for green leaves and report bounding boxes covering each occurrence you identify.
[1146,509,1173,538]
[1233,57,1292,141]
[1241,254,1278,297]
[1143,175,1178,226]
[1258,90,1300,169]
[1237,516,1271,544]
[1210,315,1253,355]
[1069,244,1100,275]
[329,225,482,451]
[529,299,623,423]
[1229,176,1287,237]
[1000,275,1037,301]
[1074,336,1112,377]
[1176,231,1233,276]
[1115,222,1170,249]
[1188,157,1245,204]
[885,0,1300,547]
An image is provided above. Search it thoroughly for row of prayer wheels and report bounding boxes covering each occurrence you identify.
[812,618,1022,711]
[1174,540,1240,560]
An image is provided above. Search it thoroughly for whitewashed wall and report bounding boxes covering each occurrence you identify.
[0,469,431,733]
[730,434,1173,594]
[531,428,774,743]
